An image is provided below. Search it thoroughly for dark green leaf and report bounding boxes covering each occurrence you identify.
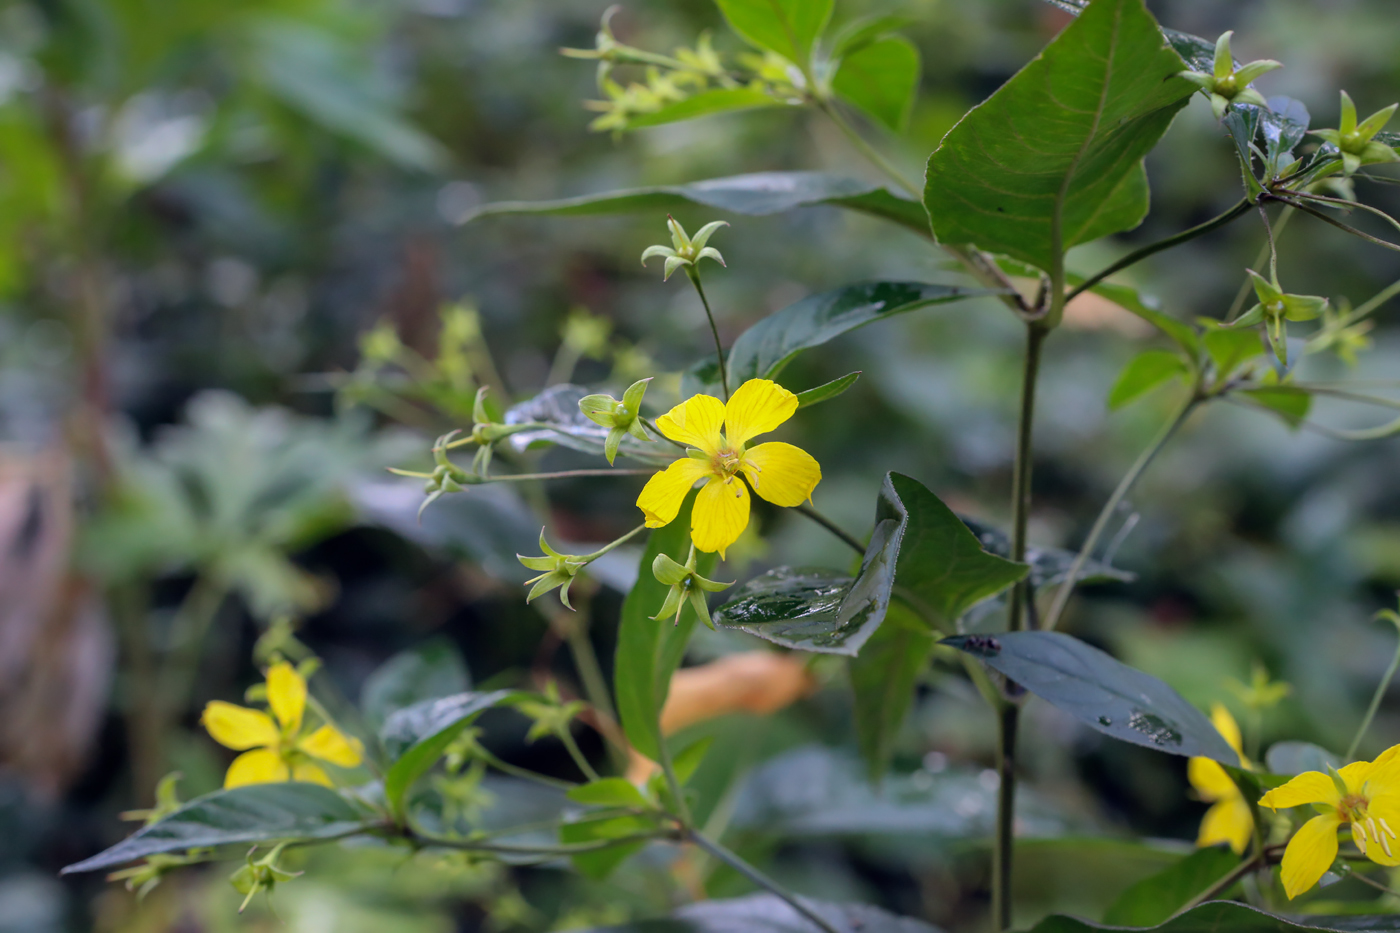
[960,516,1133,590]
[1241,386,1312,428]
[1028,901,1379,933]
[361,639,471,729]
[576,893,942,933]
[559,812,658,880]
[714,0,832,66]
[464,171,931,239]
[795,372,861,409]
[1108,350,1190,410]
[731,745,1071,838]
[849,602,936,779]
[725,281,995,387]
[503,384,675,464]
[1102,845,1241,927]
[671,736,714,785]
[943,631,1239,762]
[61,783,369,874]
[381,689,523,813]
[831,15,916,58]
[626,89,784,129]
[833,36,920,132]
[1265,741,1339,776]
[615,494,714,761]
[712,567,877,656]
[567,778,651,809]
[1163,29,1216,75]
[925,0,1194,272]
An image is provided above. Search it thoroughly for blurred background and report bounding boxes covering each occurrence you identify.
[4,0,1400,930]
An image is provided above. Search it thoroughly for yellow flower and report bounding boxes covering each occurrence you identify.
[201,661,364,789]
[1188,705,1253,854]
[1259,745,1400,899]
[636,379,821,559]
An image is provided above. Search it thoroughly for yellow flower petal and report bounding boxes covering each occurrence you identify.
[692,476,750,559]
[299,725,364,768]
[1259,771,1340,810]
[1188,756,1238,802]
[724,379,798,447]
[655,394,725,454]
[1358,797,1400,865]
[1279,813,1341,899]
[224,748,290,788]
[637,458,711,528]
[202,701,279,751]
[1341,758,1375,795]
[1198,796,1253,854]
[292,762,334,787]
[267,661,306,734]
[1372,744,1400,771]
[1210,704,1244,763]
[740,441,820,507]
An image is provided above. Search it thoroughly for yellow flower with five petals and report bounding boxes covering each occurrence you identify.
[201,661,364,789]
[1188,704,1253,854]
[636,379,821,559]
[1259,745,1400,899]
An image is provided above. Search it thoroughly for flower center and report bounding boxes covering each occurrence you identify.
[714,444,746,479]
[1340,793,1370,823]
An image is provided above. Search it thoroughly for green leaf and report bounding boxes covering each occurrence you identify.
[575,893,943,933]
[796,372,861,408]
[1241,386,1312,428]
[830,15,916,58]
[1163,29,1217,75]
[625,89,785,129]
[61,783,369,875]
[381,690,523,814]
[464,171,931,239]
[361,639,471,730]
[832,36,920,132]
[849,602,936,780]
[714,0,832,66]
[1102,845,1241,927]
[501,385,676,464]
[699,281,995,396]
[943,631,1239,762]
[1108,350,1190,410]
[670,736,714,785]
[615,494,714,761]
[1027,901,1372,933]
[1265,741,1339,776]
[567,778,651,810]
[558,812,658,880]
[1203,326,1265,378]
[960,516,1133,590]
[924,0,1194,272]
[714,474,1024,655]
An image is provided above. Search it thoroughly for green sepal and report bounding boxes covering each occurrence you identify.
[579,393,619,427]
[651,552,689,586]
[1231,304,1265,328]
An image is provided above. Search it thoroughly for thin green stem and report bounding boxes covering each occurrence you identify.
[1066,200,1253,303]
[817,100,919,198]
[558,726,601,783]
[1338,275,1400,329]
[1007,324,1048,633]
[1348,869,1400,898]
[476,747,577,791]
[486,469,656,481]
[1227,207,1295,322]
[584,523,648,561]
[1345,611,1400,761]
[1277,197,1400,253]
[992,701,1020,933]
[687,829,843,933]
[160,574,229,720]
[1259,203,1279,283]
[794,502,866,556]
[558,604,631,772]
[1043,395,1199,631]
[686,269,730,400]
[1289,189,1400,238]
[1177,852,1261,914]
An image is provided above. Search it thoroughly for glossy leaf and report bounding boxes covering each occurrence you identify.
[464,172,930,238]
[504,384,676,464]
[960,516,1133,590]
[795,372,861,409]
[626,89,784,129]
[61,783,369,874]
[712,567,877,656]
[1102,845,1241,927]
[1265,741,1339,776]
[849,602,936,779]
[1163,29,1216,75]
[1108,350,1190,410]
[832,36,920,132]
[1028,901,1371,933]
[714,0,832,66]
[615,494,714,761]
[925,0,1194,272]
[578,893,942,933]
[381,689,523,813]
[1241,386,1312,428]
[361,639,471,729]
[943,631,1239,762]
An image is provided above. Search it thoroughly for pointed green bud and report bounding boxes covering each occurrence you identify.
[652,552,690,586]
[620,376,651,415]
[1212,31,1234,83]
[473,386,492,426]
[649,551,734,626]
[518,530,589,609]
[604,426,625,465]
[1181,31,1282,120]
[1316,92,1400,174]
[579,393,620,427]
[644,218,730,281]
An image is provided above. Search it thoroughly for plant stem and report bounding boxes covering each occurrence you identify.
[1176,849,1272,915]
[685,269,730,400]
[160,574,229,725]
[1043,395,1199,631]
[992,702,1020,932]
[558,726,601,783]
[687,829,843,933]
[1277,197,1400,253]
[1067,199,1253,303]
[584,523,648,561]
[1007,325,1047,634]
[818,100,920,198]
[794,503,866,556]
[1345,610,1400,761]
[1226,207,1295,322]
[557,603,631,773]
[475,747,577,790]
[486,469,656,481]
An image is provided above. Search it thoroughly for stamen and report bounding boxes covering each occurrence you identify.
[1384,834,1395,858]
[1381,817,1396,839]
[1357,832,1368,855]
[1369,817,1380,842]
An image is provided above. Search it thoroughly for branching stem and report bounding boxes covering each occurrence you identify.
[795,503,866,556]
[688,829,843,933]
